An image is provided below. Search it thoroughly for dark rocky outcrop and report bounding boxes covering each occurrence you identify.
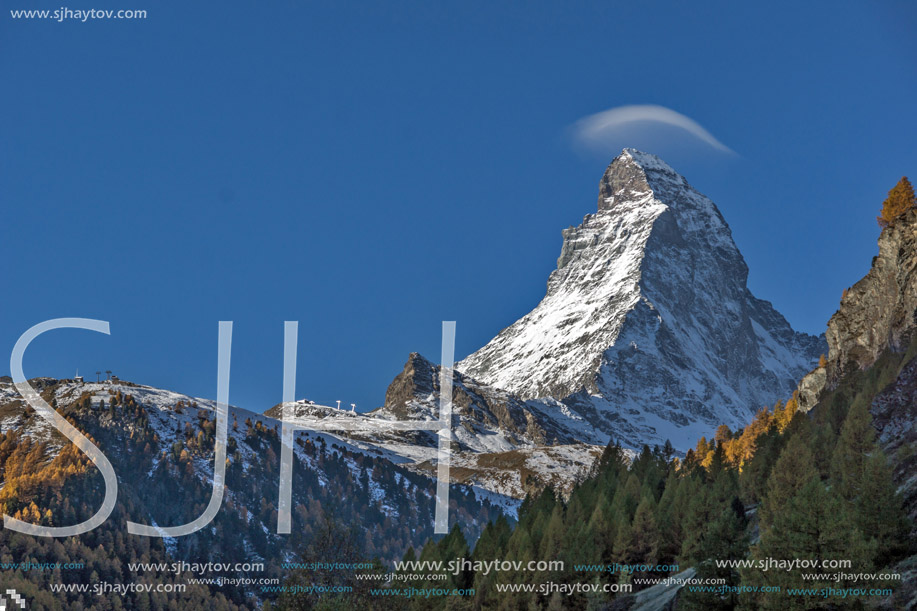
[376,352,581,450]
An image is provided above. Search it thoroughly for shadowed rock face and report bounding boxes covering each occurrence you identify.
[385,352,539,435]
[872,357,917,521]
[456,149,824,450]
[872,357,917,610]
[799,209,917,411]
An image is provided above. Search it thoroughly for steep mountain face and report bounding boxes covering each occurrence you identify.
[459,149,824,449]
[799,208,917,411]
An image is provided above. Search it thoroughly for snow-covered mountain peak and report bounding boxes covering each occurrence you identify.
[459,150,825,449]
[620,148,676,172]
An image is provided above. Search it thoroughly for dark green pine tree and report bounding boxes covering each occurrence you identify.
[611,473,642,524]
[587,491,617,565]
[758,435,817,532]
[402,546,416,564]
[833,400,909,564]
[538,503,567,575]
[677,474,710,564]
[832,400,875,499]
[438,524,472,590]
[743,477,874,611]
[614,495,660,584]
[654,470,686,565]
[680,498,748,611]
[858,450,909,563]
[470,515,512,609]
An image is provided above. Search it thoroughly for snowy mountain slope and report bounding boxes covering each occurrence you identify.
[21,374,591,519]
[264,352,608,502]
[0,377,510,574]
[458,149,825,449]
[413,443,607,503]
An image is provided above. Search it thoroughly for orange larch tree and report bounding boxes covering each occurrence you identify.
[877,176,916,228]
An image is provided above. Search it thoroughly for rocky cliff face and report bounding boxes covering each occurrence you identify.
[872,356,917,522]
[459,149,825,449]
[798,209,917,411]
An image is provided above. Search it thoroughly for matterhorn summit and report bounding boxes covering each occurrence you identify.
[458,149,825,449]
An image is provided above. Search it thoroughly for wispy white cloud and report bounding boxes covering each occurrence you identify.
[572,104,735,155]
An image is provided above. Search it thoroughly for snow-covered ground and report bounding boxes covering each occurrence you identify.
[264,394,607,502]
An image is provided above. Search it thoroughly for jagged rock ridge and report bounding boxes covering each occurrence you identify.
[793,207,917,513]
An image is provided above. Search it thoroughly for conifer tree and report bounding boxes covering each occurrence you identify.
[539,504,566,564]
[858,450,908,563]
[587,492,617,563]
[662,439,675,461]
[832,399,875,502]
[758,435,817,532]
[611,473,642,523]
[714,424,733,445]
[438,524,472,590]
[809,420,838,480]
[832,401,908,563]
[654,471,685,564]
[614,496,659,577]
[680,501,747,610]
[774,396,799,433]
[744,478,874,610]
[678,476,711,563]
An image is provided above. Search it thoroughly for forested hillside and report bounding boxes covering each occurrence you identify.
[350,380,909,610]
[0,379,505,610]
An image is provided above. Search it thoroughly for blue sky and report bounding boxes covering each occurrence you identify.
[2,0,916,412]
